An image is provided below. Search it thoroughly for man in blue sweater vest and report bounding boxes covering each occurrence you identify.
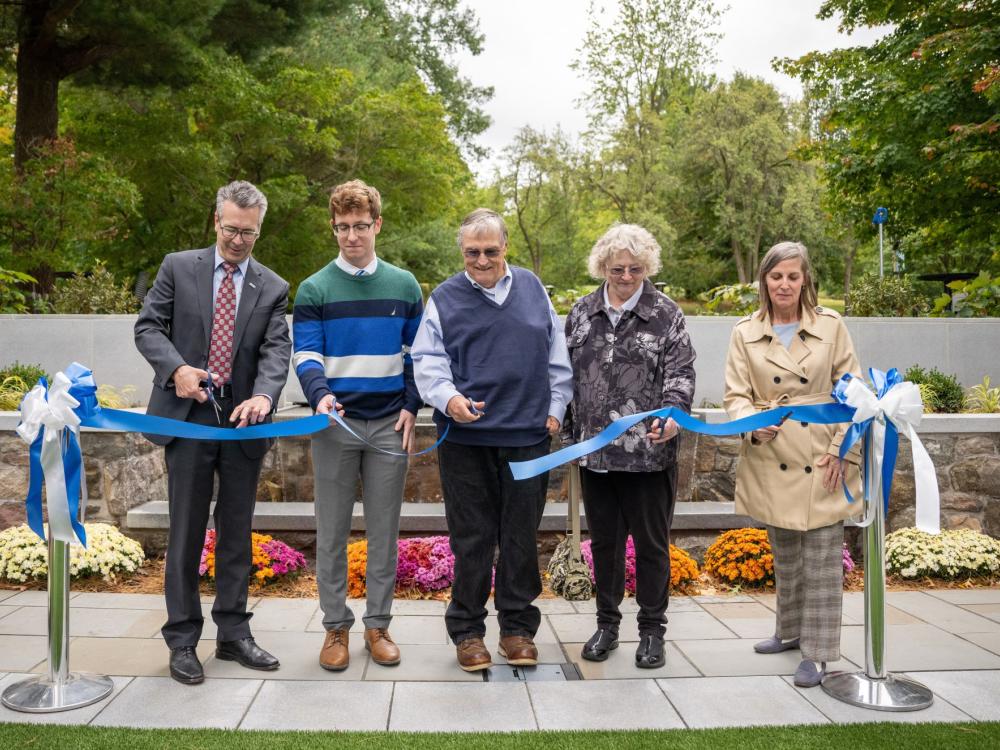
[412,208,572,672]
[293,180,423,672]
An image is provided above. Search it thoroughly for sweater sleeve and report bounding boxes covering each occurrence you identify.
[292,278,332,410]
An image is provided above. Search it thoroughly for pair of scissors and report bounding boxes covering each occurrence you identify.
[202,369,223,425]
[467,398,482,417]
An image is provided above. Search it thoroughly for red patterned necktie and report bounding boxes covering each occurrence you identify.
[207,262,238,385]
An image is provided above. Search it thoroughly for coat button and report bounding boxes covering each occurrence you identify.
[779,463,787,471]
[773,376,781,384]
[805,466,813,474]
[799,332,806,340]
[800,376,808,384]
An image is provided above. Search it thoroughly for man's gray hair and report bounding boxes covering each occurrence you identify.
[216,180,268,228]
[457,208,508,248]
[587,223,663,279]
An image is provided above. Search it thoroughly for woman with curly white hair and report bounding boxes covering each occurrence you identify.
[563,223,696,669]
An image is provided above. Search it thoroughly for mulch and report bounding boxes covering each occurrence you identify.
[2,557,997,599]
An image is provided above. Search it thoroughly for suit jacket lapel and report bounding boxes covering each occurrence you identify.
[233,257,263,354]
[195,248,214,343]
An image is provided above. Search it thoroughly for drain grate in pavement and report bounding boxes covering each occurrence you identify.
[483,663,582,682]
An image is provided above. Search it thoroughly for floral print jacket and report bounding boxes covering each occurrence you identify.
[563,280,696,472]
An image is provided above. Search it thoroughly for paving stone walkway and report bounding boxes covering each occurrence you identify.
[1,587,999,731]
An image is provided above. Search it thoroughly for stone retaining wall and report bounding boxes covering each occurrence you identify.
[2,413,997,538]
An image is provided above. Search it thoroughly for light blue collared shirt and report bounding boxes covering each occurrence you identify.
[412,264,572,424]
[335,253,378,276]
[212,249,250,309]
[603,283,644,328]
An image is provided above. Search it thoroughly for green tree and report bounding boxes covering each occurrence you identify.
[497,127,581,278]
[778,0,1000,275]
[0,0,344,170]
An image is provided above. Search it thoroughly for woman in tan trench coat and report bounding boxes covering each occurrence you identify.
[724,241,862,688]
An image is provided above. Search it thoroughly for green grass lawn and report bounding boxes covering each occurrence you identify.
[1,722,998,749]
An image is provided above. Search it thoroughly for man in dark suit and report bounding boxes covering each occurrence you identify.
[135,180,292,684]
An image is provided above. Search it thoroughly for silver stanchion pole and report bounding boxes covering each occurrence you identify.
[2,434,114,713]
[821,426,934,710]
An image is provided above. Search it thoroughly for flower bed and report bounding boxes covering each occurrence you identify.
[0,522,144,583]
[199,530,307,584]
[886,527,1000,579]
[347,536,456,597]
[578,536,700,592]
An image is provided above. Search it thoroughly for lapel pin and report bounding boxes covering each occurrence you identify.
[249,282,257,289]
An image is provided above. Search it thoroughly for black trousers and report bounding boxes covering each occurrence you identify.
[438,437,550,644]
[161,396,263,649]
[580,467,677,637]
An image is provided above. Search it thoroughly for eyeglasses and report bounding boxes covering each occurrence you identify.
[220,225,260,243]
[332,221,377,236]
[608,265,645,277]
[462,249,502,260]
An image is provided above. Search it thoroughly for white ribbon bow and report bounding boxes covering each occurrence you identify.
[16,373,84,544]
[840,378,940,534]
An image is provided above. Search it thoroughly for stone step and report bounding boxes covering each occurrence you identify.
[125,500,760,534]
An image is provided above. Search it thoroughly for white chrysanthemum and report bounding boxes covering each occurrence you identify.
[885,527,1000,580]
[0,523,144,583]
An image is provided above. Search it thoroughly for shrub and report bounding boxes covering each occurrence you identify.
[846,274,929,316]
[346,536,459,597]
[0,523,145,583]
[199,530,307,585]
[885,527,1000,580]
[0,362,49,388]
[699,283,759,316]
[904,365,965,413]
[395,536,456,592]
[579,536,700,592]
[964,376,1000,414]
[703,528,775,587]
[931,271,1000,317]
[49,263,140,314]
[0,267,36,313]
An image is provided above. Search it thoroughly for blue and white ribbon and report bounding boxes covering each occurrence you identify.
[16,373,88,546]
[511,368,940,535]
[834,368,940,534]
[17,362,448,546]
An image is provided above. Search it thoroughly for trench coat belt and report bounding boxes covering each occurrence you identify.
[753,392,836,411]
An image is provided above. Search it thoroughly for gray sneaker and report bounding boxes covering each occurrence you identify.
[793,659,826,688]
[753,635,800,654]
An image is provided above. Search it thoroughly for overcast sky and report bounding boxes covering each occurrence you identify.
[454,0,889,178]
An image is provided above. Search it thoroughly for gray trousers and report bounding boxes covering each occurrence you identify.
[313,413,407,631]
[767,521,845,662]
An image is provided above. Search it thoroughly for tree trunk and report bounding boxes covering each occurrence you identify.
[732,238,747,284]
[14,42,61,172]
[843,243,856,314]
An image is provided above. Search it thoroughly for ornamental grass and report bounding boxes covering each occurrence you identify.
[199,530,307,584]
[885,527,1000,580]
[703,528,775,587]
[579,536,700,593]
[0,522,144,583]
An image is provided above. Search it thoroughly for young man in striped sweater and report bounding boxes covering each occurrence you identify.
[293,180,423,671]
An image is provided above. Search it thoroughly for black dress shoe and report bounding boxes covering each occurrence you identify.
[169,646,204,685]
[581,628,620,662]
[635,634,665,669]
[216,637,280,671]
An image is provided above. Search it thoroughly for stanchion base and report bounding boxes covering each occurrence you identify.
[821,671,934,712]
[1,672,114,713]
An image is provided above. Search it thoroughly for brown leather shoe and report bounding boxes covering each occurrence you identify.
[456,637,492,672]
[365,627,401,666]
[319,628,349,671]
[498,635,538,666]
